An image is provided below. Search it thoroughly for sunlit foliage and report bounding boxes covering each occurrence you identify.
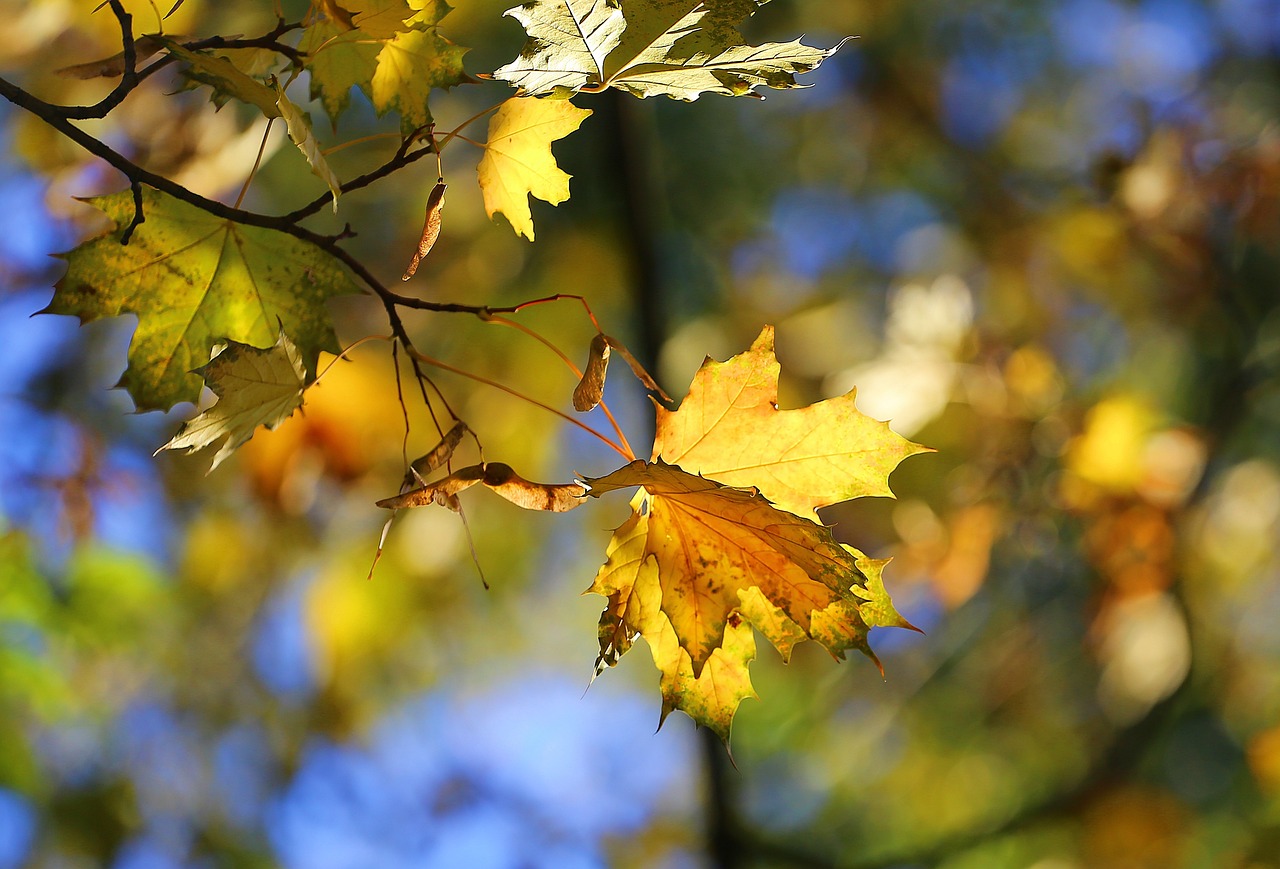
[3,0,1280,866]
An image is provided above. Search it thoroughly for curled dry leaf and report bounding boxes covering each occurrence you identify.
[401,179,447,280]
[378,462,587,512]
[573,333,611,411]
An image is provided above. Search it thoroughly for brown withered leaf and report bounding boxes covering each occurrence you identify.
[605,334,672,405]
[56,34,168,79]
[573,333,611,411]
[404,420,467,487]
[401,179,446,280]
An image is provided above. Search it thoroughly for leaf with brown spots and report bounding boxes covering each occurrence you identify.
[44,188,358,411]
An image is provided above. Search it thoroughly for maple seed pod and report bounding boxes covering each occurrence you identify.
[404,420,467,487]
[573,333,611,411]
[401,178,447,281]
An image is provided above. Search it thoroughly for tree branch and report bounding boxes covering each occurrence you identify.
[0,73,498,320]
[282,138,438,222]
[55,15,303,120]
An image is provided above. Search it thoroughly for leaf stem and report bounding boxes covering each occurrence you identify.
[436,100,506,152]
[313,333,393,386]
[320,132,403,157]
[405,347,633,461]
[485,315,635,459]
[234,117,276,210]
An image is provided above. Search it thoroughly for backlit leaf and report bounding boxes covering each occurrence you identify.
[492,0,626,96]
[585,328,926,738]
[156,333,308,471]
[654,325,931,522]
[301,0,467,128]
[300,20,379,122]
[477,96,591,240]
[492,0,846,100]
[370,27,468,131]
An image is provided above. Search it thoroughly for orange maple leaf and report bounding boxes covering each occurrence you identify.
[584,326,930,740]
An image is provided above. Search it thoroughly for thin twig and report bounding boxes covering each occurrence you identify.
[405,347,631,461]
[485,315,636,460]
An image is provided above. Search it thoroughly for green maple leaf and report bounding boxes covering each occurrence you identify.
[370,27,468,131]
[45,188,358,411]
[301,0,468,127]
[476,96,591,240]
[157,333,308,471]
[299,21,379,122]
[159,37,281,117]
[493,0,846,100]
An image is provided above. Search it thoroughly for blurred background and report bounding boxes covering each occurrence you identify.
[3,0,1280,866]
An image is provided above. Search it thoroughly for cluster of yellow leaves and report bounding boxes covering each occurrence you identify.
[300,0,468,130]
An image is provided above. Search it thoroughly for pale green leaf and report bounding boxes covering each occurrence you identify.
[608,36,848,101]
[492,0,626,95]
[492,0,845,100]
[157,333,308,471]
[275,82,342,212]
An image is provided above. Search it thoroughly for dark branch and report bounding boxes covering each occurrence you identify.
[183,21,306,65]
[121,179,144,243]
[55,18,303,120]
[282,138,438,222]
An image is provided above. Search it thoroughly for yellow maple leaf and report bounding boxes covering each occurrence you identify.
[585,326,929,739]
[300,0,466,127]
[476,96,591,240]
[374,324,927,740]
